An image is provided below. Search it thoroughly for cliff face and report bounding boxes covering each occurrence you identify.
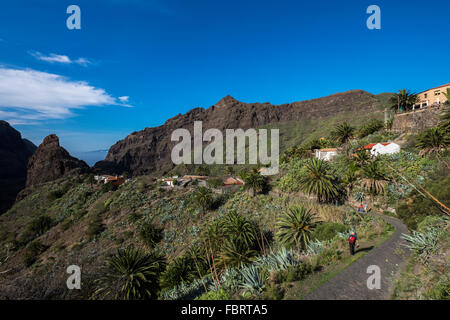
[0,121,37,213]
[94,90,383,176]
[26,134,89,188]
[392,107,441,133]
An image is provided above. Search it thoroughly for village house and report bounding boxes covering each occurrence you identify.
[258,167,279,176]
[414,83,450,109]
[160,177,176,187]
[315,148,340,161]
[363,142,401,156]
[94,175,126,186]
[223,176,244,186]
[159,175,209,188]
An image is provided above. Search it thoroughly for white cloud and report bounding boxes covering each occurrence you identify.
[118,96,130,103]
[31,51,92,66]
[0,66,130,124]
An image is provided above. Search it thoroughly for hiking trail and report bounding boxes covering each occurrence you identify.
[305,213,410,300]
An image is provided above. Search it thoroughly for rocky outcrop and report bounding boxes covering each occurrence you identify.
[94,90,385,176]
[26,134,89,188]
[0,121,37,213]
[392,107,441,133]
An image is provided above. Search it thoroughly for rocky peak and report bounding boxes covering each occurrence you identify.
[214,95,239,108]
[41,134,60,147]
[26,134,89,188]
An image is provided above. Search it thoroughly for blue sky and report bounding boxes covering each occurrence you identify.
[0,0,449,160]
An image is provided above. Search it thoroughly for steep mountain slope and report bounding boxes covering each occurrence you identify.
[25,134,89,188]
[0,121,36,214]
[94,90,390,175]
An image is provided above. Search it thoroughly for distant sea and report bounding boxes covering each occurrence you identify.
[72,149,108,167]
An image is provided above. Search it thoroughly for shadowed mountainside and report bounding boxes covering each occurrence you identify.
[94,90,391,176]
[0,121,36,214]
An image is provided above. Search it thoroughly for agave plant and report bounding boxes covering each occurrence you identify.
[401,227,443,260]
[306,239,325,256]
[239,265,266,295]
[219,268,242,292]
[256,247,300,271]
[161,275,214,300]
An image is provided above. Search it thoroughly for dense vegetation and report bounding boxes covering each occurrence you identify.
[0,105,448,300]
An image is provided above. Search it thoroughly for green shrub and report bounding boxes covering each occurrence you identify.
[139,222,163,248]
[161,254,198,289]
[311,222,348,242]
[262,284,284,300]
[286,262,314,282]
[128,212,142,223]
[20,215,54,245]
[87,214,104,240]
[24,241,47,267]
[101,182,118,193]
[48,189,64,201]
[207,178,223,188]
[397,170,450,230]
[196,288,233,300]
[317,247,342,265]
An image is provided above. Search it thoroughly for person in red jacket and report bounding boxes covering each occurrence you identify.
[348,231,359,255]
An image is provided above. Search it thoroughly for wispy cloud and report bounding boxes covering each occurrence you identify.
[0,66,130,125]
[118,96,130,103]
[30,51,92,66]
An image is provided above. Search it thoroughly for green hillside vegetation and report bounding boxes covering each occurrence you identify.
[0,100,448,300]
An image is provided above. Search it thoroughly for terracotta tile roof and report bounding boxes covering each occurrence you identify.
[363,143,390,150]
[418,83,450,94]
[317,148,338,152]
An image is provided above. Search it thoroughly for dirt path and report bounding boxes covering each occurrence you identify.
[305,213,410,300]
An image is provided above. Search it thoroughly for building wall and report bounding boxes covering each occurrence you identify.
[392,107,441,133]
[416,84,450,107]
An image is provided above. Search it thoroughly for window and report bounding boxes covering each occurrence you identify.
[424,93,428,98]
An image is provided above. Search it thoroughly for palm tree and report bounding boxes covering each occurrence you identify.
[242,168,266,196]
[94,248,166,300]
[299,158,342,203]
[276,205,318,249]
[385,118,394,131]
[443,88,450,105]
[354,149,370,167]
[415,127,450,168]
[390,89,419,113]
[439,105,450,132]
[343,161,359,198]
[360,160,388,197]
[222,210,259,249]
[331,122,355,156]
[192,187,214,214]
[218,237,258,268]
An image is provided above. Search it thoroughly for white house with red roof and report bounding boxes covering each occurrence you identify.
[364,142,400,156]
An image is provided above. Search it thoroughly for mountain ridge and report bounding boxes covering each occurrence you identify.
[93,89,389,176]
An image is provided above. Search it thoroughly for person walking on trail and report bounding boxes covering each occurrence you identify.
[358,204,363,213]
[348,231,359,255]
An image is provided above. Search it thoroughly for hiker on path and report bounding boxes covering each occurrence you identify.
[348,231,359,255]
[358,204,363,212]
